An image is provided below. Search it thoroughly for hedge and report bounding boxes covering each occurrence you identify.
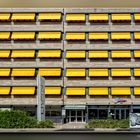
[0,110,54,128]
[85,119,129,128]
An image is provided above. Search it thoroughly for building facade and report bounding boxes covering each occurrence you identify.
[0,8,140,123]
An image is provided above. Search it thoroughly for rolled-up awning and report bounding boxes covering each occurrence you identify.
[11,50,35,58]
[11,13,35,21]
[38,50,61,58]
[111,87,131,95]
[112,14,131,21]
[134,32,140,40]
[0,69,10,76]
[134,50,140,58]
[0,50,10,58]
[45,87,61,95]
[66,87,86,95]
[111,69,131,77]
[0,13,10,21]
[66,32,85,40]
[38,68,61,76]
[66,14,86,22]
[134,69,140,77]
[0,87,10,95]
[111,32,130,40]
[66,69,86,77]
[66,50,86,59]
[89,14,108,22]
[11,69,35,76]
[111,50,131,58]
[89,32,108,40]
[65,105,86,110]
[0,32,10,40]
[88,51,108,58]
[134,87,140,95]
[89,87,108,95]
[11,87,35,95]
[38,13,61,21]
[89,69,108,77]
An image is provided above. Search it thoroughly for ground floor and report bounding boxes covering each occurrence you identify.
[0,105,140,123]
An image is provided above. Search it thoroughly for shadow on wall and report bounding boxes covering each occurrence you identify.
[1,0,140,7]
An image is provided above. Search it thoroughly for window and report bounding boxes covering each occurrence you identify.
[11,13,35,21]
[111,14,131,22]
[0,87,10,95]
[111,69,131,77]
[111,32,131,40]
[0,69,10,76]
[0,32,10,40]
[38,50,61,58]
[89,14,108,22]
[134,69,140,77]
[11,50,35,58]
[66,87,86,95]
[66,14,86,22]
[134,50,140,58]
[11,32,35,40]
[89,69,108,77]
[89,87,108,95]
[38,32,61,40]
[66,69,86,77]
[11,68,35,76]
[88,51,108,58]
[0,50,10,58]
[45,87,61,95]
[0,13,10,21]
[11,87,35,95]
[38,13,61,21]
[111,50,131,58]
[38,68,61,76]
[66,32,85,41]
[111,87,131,95]
[89,32,108,40]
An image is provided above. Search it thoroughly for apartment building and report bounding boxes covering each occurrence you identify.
[0,8,140,123]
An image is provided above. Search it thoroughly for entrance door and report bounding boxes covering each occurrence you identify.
[66,110,85,123]
[113,108,129,119]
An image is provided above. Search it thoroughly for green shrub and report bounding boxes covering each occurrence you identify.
[0,110,37,128]
[0,110,55,128]
[85,119,129,128]
[37,120,54,128]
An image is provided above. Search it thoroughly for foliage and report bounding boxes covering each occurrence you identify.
[85,119,129,128]
[0,110,54,128]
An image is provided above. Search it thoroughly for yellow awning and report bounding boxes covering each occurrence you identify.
[11,87,35,95]
[66,32,85,40]
[89,32,108,40]
[89,69,108,77]
[0,87,10,95]
[66,69,86,77]
[0,13,10,21]
[0,50,10,58]
[38,50,61,58]
[134,69,140,77]
[89,87,108,95]
[111,69,131,76]
[89,14,108,22]
[11,32,35,40]
[66,51,86,58]
[0,32,10,40]
[45,87,61,95]
[11,69,35,76]
[11,50,35,58]
[39,68,61,76]
[66,14,86,22]
[111,51,131,58]
[0,69,10,76]
[134,50,140,58]
[111,32,130,40]
[66,87,86,95]
[111,87,131,95]
[134,14,140,21]
[38,32,61,40]
[134,87,140,95]
[134,32,140,40]
[38,13,61,21]
[112,14,131,21]
[11,13,35,21]
[88,51,108,58]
